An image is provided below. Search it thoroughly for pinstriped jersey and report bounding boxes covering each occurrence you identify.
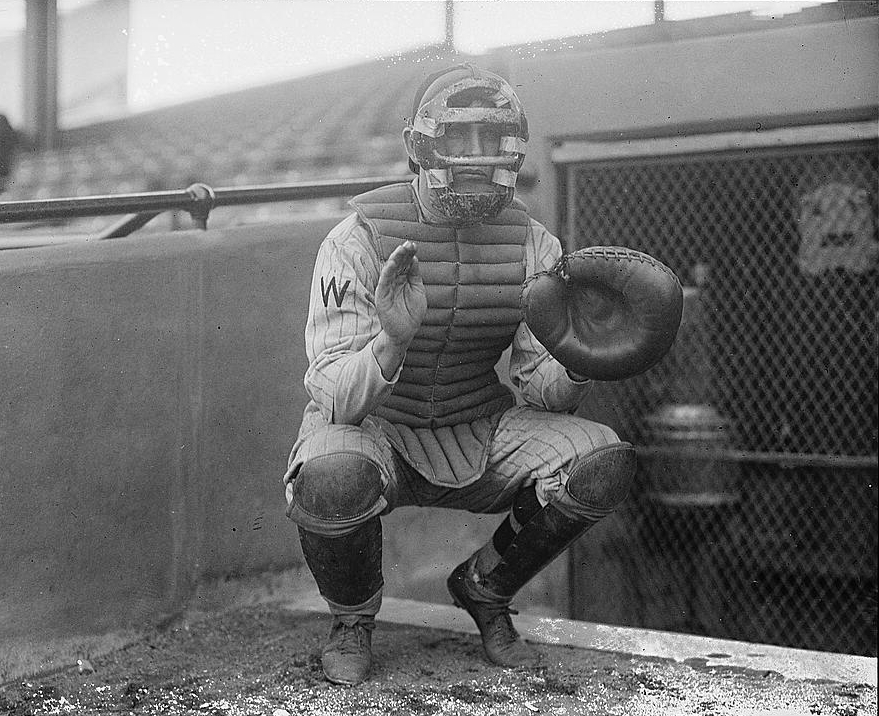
[297,180,590,486]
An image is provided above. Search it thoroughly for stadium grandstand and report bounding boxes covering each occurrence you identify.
[2,1,874,236]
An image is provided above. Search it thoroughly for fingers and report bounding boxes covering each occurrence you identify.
[375,240,427,344]
[389,240,417,273]
[380,241,420,287]
[407,253,421,278]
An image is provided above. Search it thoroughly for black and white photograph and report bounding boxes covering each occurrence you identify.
[0,1,876,714]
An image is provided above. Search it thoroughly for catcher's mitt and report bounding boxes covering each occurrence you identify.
[522,247,683,381]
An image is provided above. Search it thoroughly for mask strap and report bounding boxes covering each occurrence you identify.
[426,168,451,188]
[412,115,444,138]
[499,136,527,154]
[492,168,518,188]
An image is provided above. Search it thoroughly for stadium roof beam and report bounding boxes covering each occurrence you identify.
[23,0,58,151]
[444,0,455,52]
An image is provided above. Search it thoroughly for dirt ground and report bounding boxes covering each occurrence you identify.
[0,604,875,716]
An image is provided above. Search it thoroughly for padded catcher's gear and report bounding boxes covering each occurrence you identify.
[522,247,683,381]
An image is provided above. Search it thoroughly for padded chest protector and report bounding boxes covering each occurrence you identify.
[350,183,530,429]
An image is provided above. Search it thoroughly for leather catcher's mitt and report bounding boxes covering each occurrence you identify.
[522,247,683,381]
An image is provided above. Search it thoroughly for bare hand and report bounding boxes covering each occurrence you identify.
[376,241,428,346]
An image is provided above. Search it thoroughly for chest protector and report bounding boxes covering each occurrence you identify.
[350,182,529,429]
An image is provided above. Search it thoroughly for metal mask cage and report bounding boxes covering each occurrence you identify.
[409,75,529,187]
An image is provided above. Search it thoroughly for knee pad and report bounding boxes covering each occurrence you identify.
[561,442,636,520]
[287,452,387,536]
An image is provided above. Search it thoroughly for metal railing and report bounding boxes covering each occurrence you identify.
[0,176,411,238]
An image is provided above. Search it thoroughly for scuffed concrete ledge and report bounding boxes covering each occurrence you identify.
[1,568,318,684]
[4,571,874,689]
[287,591,878,686]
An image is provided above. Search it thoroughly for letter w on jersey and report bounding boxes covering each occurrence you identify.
[320,275,351,308]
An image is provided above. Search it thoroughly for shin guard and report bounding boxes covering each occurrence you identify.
[298,517,383,614]
[478,442,636,600]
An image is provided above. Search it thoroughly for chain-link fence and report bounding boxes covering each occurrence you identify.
[562,135,878,656]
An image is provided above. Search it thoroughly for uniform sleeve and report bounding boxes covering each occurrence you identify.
[508,220,591,412]
[302,214,400,425]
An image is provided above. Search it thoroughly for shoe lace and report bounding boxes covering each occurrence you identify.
[481,603,521,644]
[332,618,375,655]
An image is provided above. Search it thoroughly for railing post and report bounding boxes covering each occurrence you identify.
[186,183,215,230]
[96,211,163,240]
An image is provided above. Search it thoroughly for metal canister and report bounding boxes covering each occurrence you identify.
[641,403,740,507]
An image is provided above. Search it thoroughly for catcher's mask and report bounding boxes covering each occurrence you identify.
[406,63,528,223]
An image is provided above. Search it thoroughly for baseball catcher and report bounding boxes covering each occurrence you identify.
[284,63,682,685]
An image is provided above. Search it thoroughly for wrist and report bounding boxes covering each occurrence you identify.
[372,331,411,381]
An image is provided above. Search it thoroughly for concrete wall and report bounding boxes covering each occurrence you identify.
[0,219,332,642]
[508,14,879,233]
